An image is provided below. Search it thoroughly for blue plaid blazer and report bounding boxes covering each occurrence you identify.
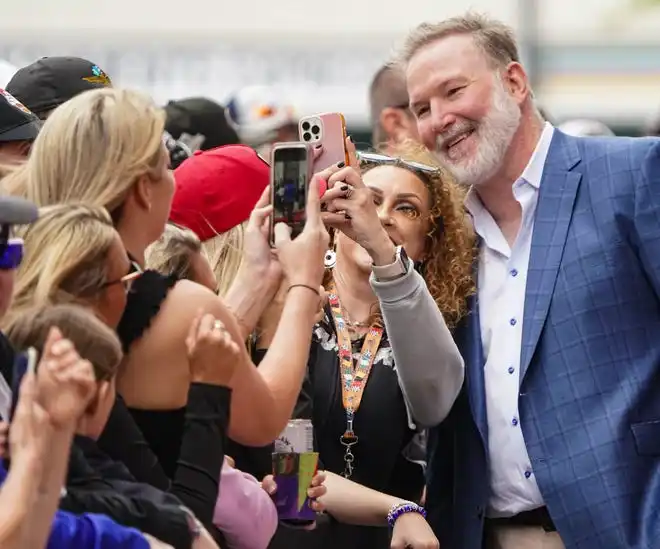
[425,130,660,549]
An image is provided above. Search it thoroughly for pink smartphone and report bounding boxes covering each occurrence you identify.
[269,142,315,245]
[299,112,349,173]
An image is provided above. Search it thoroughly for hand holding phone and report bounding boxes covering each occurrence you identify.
[269,142,314,245]
[299,113,349,172]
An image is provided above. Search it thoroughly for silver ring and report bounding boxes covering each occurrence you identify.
[213,320,225,332]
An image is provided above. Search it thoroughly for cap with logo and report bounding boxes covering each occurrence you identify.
[225,85,297,148]
[165,97,239,153]
[6,56,112,117]
[170,145,269,240]
[0,88,41,143]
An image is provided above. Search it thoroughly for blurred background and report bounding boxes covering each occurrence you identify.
[2,0,660,142]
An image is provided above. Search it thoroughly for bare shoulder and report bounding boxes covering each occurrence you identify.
[158,279,243,340]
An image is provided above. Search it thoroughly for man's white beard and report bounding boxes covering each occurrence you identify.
[434,76,522,188]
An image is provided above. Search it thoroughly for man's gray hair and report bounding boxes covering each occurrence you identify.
[397,12,520,69]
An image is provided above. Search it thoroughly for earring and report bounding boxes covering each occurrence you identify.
[324,249,337,269]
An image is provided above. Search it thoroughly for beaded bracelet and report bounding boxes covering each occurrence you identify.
[386,501,427,528]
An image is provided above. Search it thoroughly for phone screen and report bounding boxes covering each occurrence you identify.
[272,147,309,240]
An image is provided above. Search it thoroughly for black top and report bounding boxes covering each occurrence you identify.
[97,270,230,534]
[236,309,426,549]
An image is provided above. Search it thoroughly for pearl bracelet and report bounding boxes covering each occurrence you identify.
[386,501,427,528]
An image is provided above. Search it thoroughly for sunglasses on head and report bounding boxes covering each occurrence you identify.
[0,238,24,271]
[356,152,438,175]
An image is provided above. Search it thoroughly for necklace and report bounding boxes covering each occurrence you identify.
[344,315,370,328]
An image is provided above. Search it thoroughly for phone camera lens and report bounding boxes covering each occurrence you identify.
[302,121,310,131]
[303,132,311,141]
[311,125,320,134]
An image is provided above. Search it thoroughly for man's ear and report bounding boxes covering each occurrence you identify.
[503,62,530,104]
[380,108,407,141]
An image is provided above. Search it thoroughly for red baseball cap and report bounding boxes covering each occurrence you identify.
[170,144,269,241]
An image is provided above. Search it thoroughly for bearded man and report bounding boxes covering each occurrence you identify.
[394,12,660,549]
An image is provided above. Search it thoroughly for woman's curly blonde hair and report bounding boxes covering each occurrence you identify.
[363,140,475,328]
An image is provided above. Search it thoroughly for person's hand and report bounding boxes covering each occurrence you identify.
[262,470,327,514]
[186,312,242,386]
[274,177,330,290]
[236,186,283,296]
[390,512,439,549]
[36,327,97,430]
[318,139,396,266]
[7,371,50,472]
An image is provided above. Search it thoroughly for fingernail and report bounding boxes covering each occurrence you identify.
[340,184,349,191]
[347,135,353,143]
[314,144,322,149]
[337,161,345,168]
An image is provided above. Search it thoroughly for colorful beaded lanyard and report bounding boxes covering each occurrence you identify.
[327,281,383,478]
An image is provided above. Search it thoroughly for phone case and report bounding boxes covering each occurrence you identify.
[269,142,314,245]
[299,113,349,173]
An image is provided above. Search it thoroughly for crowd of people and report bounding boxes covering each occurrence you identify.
[0,10,658,549]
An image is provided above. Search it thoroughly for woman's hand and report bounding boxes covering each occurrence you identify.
[274,177,329,289]
[318,140,396,266]
[36,328,97,431]
[237,186,283,294]
[390,513,439,549]
[262,470,327,515]
[186,312,242,386]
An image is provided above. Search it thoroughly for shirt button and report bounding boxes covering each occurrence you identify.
[510,268,518,277]
[524,470,532,479]
[511,417,518,426]
[510,318,517,326]
[508,366,515,374]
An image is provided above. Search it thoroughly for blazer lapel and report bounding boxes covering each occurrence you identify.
[455,264,488,445]
[519,132,582,384]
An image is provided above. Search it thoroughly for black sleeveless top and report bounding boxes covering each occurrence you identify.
[97,270,231,531]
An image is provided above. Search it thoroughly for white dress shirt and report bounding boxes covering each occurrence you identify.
[465,122,555,517]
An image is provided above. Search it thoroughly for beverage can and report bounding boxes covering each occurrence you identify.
[274,419,314,453]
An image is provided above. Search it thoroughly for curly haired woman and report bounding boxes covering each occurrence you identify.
[257,139,475,549]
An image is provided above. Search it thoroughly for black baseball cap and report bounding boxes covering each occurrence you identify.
[0,89,41,143]
[0,195,38,225]
[6,56,112,116]
[164,97,239,152]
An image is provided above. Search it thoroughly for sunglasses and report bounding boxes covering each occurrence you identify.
[357,152,438,174]
[103,260,143,294]
[0,238,24,271]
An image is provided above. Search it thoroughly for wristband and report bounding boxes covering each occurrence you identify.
[386,501,427,528]
[287,284,320,297]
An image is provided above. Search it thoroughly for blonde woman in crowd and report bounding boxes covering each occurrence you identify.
[2,204,230,546]
[3,88,327,450]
